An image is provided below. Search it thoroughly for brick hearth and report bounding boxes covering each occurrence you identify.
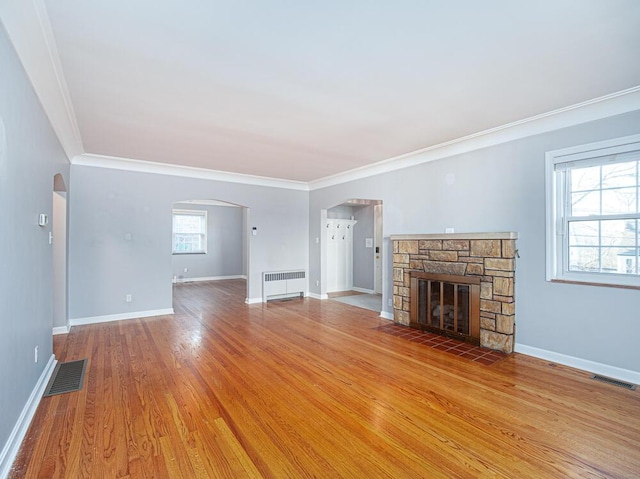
[390,232,518,353]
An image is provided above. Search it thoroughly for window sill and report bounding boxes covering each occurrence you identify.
[550,278,640,291]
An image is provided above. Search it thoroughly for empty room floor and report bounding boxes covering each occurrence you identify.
[10,280,640,478]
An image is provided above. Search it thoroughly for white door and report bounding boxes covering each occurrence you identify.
[326,219,357,293]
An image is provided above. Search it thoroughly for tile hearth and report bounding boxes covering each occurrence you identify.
[375,323,506,365]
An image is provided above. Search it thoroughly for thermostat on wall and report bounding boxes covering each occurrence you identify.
[38,214,48,226]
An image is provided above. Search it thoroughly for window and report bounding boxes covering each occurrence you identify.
[546,134,640,288]
[172,209,207,254]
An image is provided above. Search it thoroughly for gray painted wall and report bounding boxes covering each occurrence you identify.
[68,165,308,319]
[309,110,640,373]
[353,205,375,290]
[171,204,244,280]
[327,205,354,219]
[0,24,69,458]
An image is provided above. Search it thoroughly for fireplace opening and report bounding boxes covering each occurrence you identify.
[410,272,480,345]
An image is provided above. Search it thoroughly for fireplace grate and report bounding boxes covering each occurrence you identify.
[590,374,637,390]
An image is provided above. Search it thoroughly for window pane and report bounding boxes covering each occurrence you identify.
[570,190,600,216]
[602,247,637,274]
[174,215,204,234]
[569,221,599,246]
[602,187,637,215]
[569,246,599,272]
[615,249,638,275]
[174,233,203,252]
[601,161,636,189]
[601,219,635,247]
[570,165,600,192]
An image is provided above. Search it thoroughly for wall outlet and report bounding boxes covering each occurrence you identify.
[34,345,38,363]
[316,280,319,287]
[445,227,455,234]
[126,294,132,303]
[183,267,188,273]
[388,299,392,307]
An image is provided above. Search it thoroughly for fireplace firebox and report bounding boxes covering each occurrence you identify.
[410,272,480,344]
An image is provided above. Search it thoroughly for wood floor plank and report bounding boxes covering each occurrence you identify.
[9,279,640,478]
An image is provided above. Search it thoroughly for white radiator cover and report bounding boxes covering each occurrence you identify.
[262,270,306,302]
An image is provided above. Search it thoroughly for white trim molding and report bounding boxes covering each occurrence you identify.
[310,86,640,190]
[71,88,640,192]
[351,287,375,294]
[0,354,56,479]
[245,297,263,304]
[515,343,640,385]
[69,308,174,327]
[0,0,83,160]
[52,325,70,335]
[306,292,328,300]
[379,311,394,320]
[176,275,246,283]
[74,154,309,191]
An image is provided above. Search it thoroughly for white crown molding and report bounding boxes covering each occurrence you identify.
[0,0,83,160]
[6,0,637,192]
[309,86,640,191]
[73,153,310,191]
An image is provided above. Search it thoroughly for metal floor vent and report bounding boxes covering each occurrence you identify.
[44,359,87,397]
[590,374,637,390]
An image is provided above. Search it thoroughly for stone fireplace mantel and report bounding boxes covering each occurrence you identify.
[390,232,518,353]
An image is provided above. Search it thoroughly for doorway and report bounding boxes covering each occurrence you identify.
[322,199,383,312]
[170,199,250,302]
[52,173,68,334]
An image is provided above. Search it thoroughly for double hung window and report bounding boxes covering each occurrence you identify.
[546,134,640,288]
[172,209,207,254]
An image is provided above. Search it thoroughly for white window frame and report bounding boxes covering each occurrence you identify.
[545,133,640,288]
[172,209,207,254]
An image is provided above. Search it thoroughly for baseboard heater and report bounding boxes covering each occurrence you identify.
[263,270,306,302]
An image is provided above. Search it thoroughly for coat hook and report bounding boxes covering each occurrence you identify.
[515,249,520,258]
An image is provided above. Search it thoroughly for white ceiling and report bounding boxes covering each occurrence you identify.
[28,1,640,182]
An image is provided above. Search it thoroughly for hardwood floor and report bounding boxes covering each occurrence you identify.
[10,279,640,478]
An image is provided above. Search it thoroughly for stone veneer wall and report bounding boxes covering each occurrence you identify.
[391,233,518,353]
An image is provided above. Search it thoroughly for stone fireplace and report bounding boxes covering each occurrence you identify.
[391,233,518,353]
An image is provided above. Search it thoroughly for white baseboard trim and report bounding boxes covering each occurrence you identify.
[352,287,375,294]
[515,343,640,385]
[52,325,69,335]
[245,297,263,304]
[0,354,57,479]
[379,311,394,320]
[69,308,174,327]
[176,275,246,283]
[307,292,328,300]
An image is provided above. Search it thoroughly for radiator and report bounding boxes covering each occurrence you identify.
[262,270,306,302]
